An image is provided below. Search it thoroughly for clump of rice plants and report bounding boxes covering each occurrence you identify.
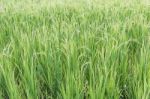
[0,0,150,99]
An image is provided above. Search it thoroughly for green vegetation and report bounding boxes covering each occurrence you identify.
[0,0,150,99]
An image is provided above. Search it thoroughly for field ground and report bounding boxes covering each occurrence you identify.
[0,0,150,99]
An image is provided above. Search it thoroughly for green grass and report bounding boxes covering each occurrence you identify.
[0,0,150,99]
